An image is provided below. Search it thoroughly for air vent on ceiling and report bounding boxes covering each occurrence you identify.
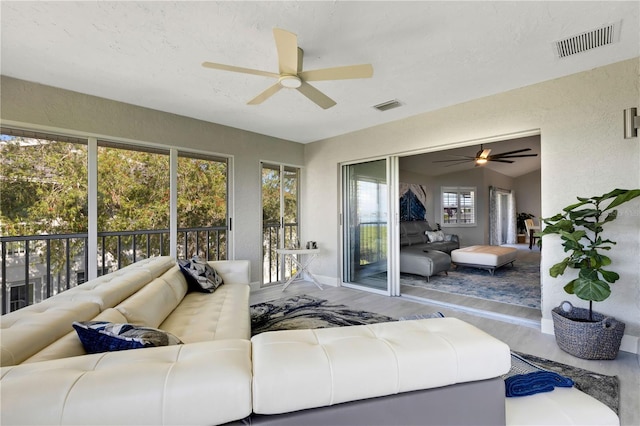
[373,99,402,112]
[554,23,619,58]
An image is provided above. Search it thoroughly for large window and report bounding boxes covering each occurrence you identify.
[441,187,476,226]
[98,142,170,271]
[1,130,89,312]
[178,153,228,260]
[1,127,231,313]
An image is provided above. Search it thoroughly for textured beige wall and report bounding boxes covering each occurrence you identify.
[0,76,305,283]
[514,170,542,222]
[303,58,640,349]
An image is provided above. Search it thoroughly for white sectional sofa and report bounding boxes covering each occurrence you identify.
[0,256,618,426]
[1,256,514,425]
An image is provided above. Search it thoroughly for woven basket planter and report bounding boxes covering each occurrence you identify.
[552,301,625,360]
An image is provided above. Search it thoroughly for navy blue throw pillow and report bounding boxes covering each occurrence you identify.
[73,321,182,354]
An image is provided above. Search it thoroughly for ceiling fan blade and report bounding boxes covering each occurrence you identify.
[490,154,539,159]
[489,159,515,164]
[444,160,474,167]
[273,28,299,75]
[490,148,532,157]
[297,47,304,73]
[299,64,374,81]
[478,148,491,158]
[433,157,475,163]
[297,81,336,109]
[475,145,491,158]
[202,62,279,79]
[247,82,283,105]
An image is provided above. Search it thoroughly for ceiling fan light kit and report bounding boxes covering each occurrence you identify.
[279,75,302,89]
[202,28,373,109]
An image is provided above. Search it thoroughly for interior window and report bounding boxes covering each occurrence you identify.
[441,186,476,226]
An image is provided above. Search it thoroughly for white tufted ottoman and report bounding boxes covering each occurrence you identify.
[251,318,510,419]
[451,245,518,275]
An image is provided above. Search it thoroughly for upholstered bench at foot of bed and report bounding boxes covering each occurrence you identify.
[451,245,518,275]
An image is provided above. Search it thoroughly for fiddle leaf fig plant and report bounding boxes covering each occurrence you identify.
[540,188,640,320]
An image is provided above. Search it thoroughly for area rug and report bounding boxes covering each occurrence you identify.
[511,351,619,414]
[250,295,619,413]
[375,249,541,308]
[250,294,395,335]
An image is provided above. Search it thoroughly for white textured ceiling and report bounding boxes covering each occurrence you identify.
[1,1,638,144]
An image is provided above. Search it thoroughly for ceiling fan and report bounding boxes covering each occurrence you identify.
[202,28,374,109]
[433,145,538,167]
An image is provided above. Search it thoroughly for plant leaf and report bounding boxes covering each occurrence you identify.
[550,259,568,277]
[600,269,620,283]
[568,208,598,220]
[563,279,576,294]
[572,269,611,302]
[602,210,618,224]
[603,189,640,211]
[563,199,590,212]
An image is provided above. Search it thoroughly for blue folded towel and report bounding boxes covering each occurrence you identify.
[503,353,575,397]
[505,371,574,397]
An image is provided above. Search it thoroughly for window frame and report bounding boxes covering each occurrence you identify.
[440,186,476,227]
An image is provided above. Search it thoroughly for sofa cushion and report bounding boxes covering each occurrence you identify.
[160,283,251,342]
[123,255,177,279]
[23,308,129,364]
[115,277,184,328]
[159,265,189,302]
[208,260,251,284]
[45,257,175,310]
[0,340,253,426]
[50,269,156,310]
[400,221,431,246]
[72,321,182,353]
[0,300,102,367]
[178,258,224,293]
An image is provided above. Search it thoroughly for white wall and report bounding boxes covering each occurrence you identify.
[302,58,640,351]
[0,76,305,284]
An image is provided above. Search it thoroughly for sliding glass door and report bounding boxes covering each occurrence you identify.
[342,158,398,295]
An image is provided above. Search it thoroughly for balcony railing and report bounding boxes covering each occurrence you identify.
[0,226,227,314]
[262,222,298,284]
[357,221,387,266]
